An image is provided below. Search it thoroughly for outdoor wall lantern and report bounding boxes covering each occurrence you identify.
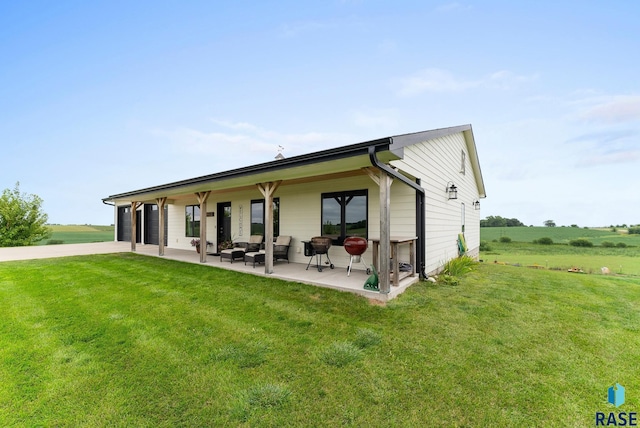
[446,182,458,200]
[473,199,481,210]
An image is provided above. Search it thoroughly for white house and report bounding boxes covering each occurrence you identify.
[103,124,486,296]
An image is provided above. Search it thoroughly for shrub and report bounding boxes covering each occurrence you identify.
[601,241,615,248]
[479,240,492,251]
[533,237,553,245]
[442,255,477,277]
[616,242,628,248]
[569,238,593,247]
[628,227,640,235]
[499,236,512,243]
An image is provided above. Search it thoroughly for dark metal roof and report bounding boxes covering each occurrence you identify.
[103,124,485,201]
[103,136,392,201]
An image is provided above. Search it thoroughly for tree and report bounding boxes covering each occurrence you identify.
[544,220,556,227]
[0,182,52,247]
[480,215,525,227]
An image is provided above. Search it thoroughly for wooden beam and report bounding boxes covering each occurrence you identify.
[156,197,167,256]
[257,181,281,274]
[196,192,210,263]
[378,172,392,294]
[130,201,142,252]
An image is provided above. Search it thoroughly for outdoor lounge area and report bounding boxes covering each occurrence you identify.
[132,244,418,301]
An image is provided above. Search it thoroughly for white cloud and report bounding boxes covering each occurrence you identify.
[577,149,640,167]
[152,120,356,162]
[577,95,640,123]
[395,68,537,96]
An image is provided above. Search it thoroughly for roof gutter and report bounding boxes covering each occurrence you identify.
[368,144,427,279]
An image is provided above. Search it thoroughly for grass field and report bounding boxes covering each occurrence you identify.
[481,226,640,246]
[39,225,114,245]
[0,253,638,426]
[481,227,640,276]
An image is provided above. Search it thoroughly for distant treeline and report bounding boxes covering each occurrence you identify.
[480,216,525,227]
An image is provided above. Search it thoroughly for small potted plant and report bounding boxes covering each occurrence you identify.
[190,239,212,254]
[217,239,234,252]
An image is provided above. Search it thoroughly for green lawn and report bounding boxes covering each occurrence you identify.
[1,254,638,426]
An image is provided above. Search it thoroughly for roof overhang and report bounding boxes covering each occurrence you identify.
[103,137,398,204]
[103,124,486,204]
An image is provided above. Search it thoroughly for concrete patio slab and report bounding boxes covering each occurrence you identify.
[0,242,418,301]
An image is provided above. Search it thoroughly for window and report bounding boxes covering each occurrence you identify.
[250,198,280,236]
[321,190,367,245]
[460,149,466,175]
[185,205,200,237]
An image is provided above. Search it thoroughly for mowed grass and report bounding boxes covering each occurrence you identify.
[39,225,114,245]
[1,254,638,426]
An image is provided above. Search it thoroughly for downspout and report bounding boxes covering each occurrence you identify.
[368,145,428,279]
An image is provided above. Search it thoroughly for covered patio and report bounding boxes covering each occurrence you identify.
[133,244,419,302]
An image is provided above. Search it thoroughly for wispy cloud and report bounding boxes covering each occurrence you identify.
[577,150,640,167]
[577,95,640,123]
[567,129,639,166]
[153,120,355,161]
[395,68,537,96]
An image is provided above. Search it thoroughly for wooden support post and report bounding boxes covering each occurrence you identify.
[156,197,167,256]
[378,172,392,294]
[130,201,142,252]
[257,181,282,274]
[196,191,210,263]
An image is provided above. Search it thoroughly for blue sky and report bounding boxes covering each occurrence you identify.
[1,1,638,227]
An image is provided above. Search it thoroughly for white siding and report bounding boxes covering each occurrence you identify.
[391,132,483,274]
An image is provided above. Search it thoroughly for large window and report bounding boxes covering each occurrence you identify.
[321,190,367,245]
[250,198,280,236]
[185,205,200,237]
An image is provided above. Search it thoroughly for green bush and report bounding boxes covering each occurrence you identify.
[442,255,478,276]
[479,240,492,251]
[616,242,628,248]
[601,241,615,248]
[569,238,593,247]
[533,237,554,245]
[628,227,640,235]
[499,236,512,243]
